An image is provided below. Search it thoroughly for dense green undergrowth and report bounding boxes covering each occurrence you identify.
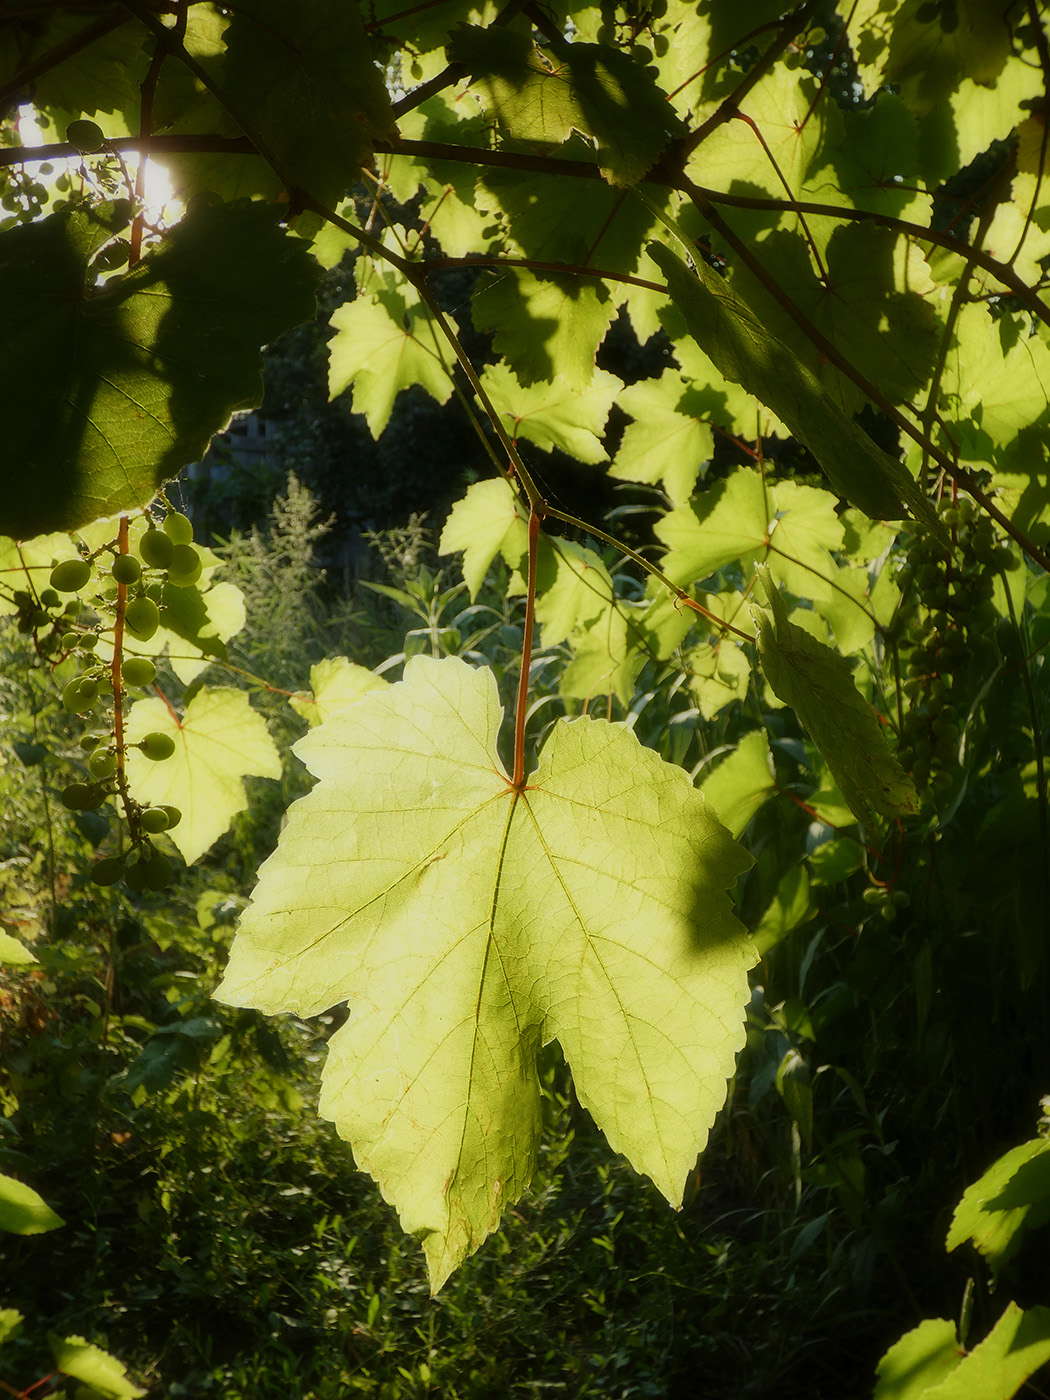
[0,490,1046,1399]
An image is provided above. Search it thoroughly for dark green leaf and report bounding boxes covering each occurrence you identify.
[753,569,918,827]
[649,239,938,528]
[0,201,318,538]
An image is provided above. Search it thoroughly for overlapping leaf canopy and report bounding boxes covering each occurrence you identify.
[4,0,1050,1320]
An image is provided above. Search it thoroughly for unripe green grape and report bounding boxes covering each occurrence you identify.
[124,856,150,892]
[880,903,898,923]
[862,886,885,906]
[891,889,911,909]
[122,657,157,688]
[167,544,202,587]
[138,527,175,569]
[80,733,102,751]
[61,781,105,811]
[140,806,171,834]
[163,511,194,545]
[78,633,99,652]
[138,731,175,761]
[50,558,92,593]
[40,588,60,608]
[62,676,99,712]
[160,805,182,830]
[124,596,160,641]
[66,119,106,153]
[125,849,172,892]
[111,554,142,586]
[61,630,80,650]
[64,598,82,617]
[94,238,129,272]
[142,851,172,890]
[87,748,117,780]
[90,856,125,887]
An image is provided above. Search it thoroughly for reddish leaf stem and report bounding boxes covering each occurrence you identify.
[512,508,541,791]
[111,516,133,823]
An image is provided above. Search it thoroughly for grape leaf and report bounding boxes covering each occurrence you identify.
[946,1138,1050,1278]
[290,658,389,727]
[649,240,938,528]
[559,598,647,706]
[480,160,671,271]
[0,1174,64,1235]
[471,270,615,389]
[699,731,776,839]
[193,0,395,206]
[688,64,837,203]
[439,478,530,599]
[534,540,615,647]
[609,371,715,503]
[0,932,37,967]
[727,225,941,414]
[47,1335,145,1400]
[882,1305,1050,1400]
[0,201,318,538]
[753,570,918,827]
[479,362,622,463]
[872,1318,962,1400]
[449,27,681,185]
[655,467,844,600]
[328,278,455,437]
[4,13,144,118]
[217,656,754,1290]
[125,688,282,864]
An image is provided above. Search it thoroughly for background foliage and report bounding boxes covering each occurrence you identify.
[2,0,1050,1396]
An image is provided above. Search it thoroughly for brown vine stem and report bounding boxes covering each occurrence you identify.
[512,508,541,791]
[111,516,134,832]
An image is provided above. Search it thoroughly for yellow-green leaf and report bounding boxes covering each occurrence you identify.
[217,657,754,1291]
[125,687,282,864]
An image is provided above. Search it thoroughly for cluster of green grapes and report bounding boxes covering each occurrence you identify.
[895,497,1017,792]
[861,883,911,923]
[33,510,205,891]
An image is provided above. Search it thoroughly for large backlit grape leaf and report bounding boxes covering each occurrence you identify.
[753,571,918,827]
[471,270,615,389]
[649,240,937,528]
[655,467,844,600]
[216,656,755,1290]
[328,278,455,437]
[125,688,282,864]
[189,0,395,206]
[946,1137,1050,1278]
[439,478,529,599]
[940,304,1050,459]
[0,201,318,539]
[3,13,144,118]
[479,363,622,463]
